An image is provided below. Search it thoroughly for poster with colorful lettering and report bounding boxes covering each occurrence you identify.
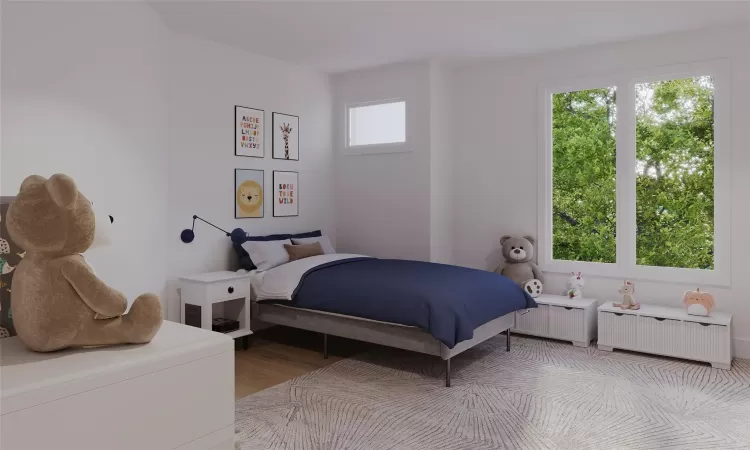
[235,106,264,157]
[273,171,299,217]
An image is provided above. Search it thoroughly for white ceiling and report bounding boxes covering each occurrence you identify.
[151,1,750,73]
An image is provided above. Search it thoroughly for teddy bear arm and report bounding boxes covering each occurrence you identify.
[528,261,544,283]
[61,259,127,318]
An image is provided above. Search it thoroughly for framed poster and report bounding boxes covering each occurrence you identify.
[235,169,264,218]
[235,106,264,158]
[273,171,298,217]
[272,112,299,160]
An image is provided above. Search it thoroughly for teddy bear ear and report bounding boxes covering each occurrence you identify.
[500,235,512,245]
[19,175,46,192]
[46,174,78,209]
[523,236,535,245]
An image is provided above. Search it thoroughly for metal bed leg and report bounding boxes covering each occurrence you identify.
[445,358,451,387]
[323,333,328,359]
[506,329,511,352]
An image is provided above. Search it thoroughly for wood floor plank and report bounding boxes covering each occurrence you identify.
[233,326,370,399]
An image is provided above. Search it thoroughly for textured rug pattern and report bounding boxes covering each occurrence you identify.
[235,335,750,449]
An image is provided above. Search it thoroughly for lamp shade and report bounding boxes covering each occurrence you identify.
[180,229,195,243]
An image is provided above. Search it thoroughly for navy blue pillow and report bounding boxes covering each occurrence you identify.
[231,228,323,270]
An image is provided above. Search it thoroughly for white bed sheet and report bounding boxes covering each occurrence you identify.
[244,254,370,301]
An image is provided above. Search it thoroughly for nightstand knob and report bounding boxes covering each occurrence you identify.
[228,286,234,294]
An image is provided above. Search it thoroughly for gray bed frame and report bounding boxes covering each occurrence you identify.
[252,302,515,387]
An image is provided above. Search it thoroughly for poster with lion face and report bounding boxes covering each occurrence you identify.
[235,169,264,218]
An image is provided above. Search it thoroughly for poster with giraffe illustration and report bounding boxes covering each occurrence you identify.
[235,106,264,158]
[272,112,299,160]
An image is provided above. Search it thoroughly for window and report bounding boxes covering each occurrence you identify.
[347,100,406,147]
[539,61,729,285]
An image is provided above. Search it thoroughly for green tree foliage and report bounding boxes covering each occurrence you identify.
[552,77,714,269]
[552,87,617,263]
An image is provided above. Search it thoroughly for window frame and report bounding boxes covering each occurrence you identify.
[343,98,408,155]
[537,59,731,286]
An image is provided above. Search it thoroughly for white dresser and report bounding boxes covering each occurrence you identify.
[598,303,732,369]
[511,294,598,347]
[1,320,235,450]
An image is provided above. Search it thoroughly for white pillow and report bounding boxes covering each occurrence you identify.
[291,236,335,254]
[240,239,292,271]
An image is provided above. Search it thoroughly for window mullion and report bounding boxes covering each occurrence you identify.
[615,80,636,272]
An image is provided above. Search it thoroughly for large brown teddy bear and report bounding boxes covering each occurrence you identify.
[6,174,162,352]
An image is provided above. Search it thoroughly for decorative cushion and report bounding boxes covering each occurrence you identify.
[291,235,335,254]
[240,239,292,272]
[284,242,324,261]
[0,197,19,338]
[231,228,322,270]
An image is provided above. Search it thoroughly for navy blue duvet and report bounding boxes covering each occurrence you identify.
[281,258,537,348]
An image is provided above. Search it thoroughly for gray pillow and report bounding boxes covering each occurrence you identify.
[240,239,292,271]
[291,235,335,254]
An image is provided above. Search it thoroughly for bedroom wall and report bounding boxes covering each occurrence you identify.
[1,3,170,305]
[332,61,454,263]
[451,25,750,356]
[165,32,334,320]
[429,64,453,264]
[331,62,433,261]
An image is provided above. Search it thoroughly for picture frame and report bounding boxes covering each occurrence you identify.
[272,112,299,160]
[235,106,264,158]
[273,171,299,217]
[235,169,265,218]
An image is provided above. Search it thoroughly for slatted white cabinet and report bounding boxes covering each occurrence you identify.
[597,304,732,369]
[512,295,598,347]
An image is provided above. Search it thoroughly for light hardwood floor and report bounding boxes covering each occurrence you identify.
[234,327,370,399]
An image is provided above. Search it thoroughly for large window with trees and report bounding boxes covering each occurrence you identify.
[538,61,729,285]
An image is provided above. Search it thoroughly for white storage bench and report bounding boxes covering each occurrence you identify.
[511,294,598,347]
[1,321,235,450]
[597,303,732,369]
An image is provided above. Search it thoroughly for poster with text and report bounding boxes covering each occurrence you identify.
[273,171,298,217]
[236,106,264,157]
[272,112,299,160]
[235,169,264,218]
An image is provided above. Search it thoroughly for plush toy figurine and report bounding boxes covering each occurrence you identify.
[6,174,163,352]
[614,280,640,310]
[566,272,585,300]
[683,288,715,316]
[494,235,544,297]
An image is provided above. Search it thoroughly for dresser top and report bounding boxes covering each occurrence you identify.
[598,303,732,325]
[179,270,252,284]
[534,294,598,308]
[1,321,232,414]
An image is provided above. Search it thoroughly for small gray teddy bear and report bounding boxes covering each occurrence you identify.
[494,235,545,296]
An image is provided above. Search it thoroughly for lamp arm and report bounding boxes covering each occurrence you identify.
[192,215,230,236]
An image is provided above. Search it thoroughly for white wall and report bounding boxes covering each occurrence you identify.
[429,64,453,264]
[332,61,435,261]
[165,32,334,320]
[1,3,170,304]
[1,5,334,322]
[451,25,750,356]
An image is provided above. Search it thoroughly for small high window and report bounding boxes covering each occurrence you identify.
[347,100,406,147]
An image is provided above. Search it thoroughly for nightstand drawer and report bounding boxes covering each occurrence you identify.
[205,280,249,301]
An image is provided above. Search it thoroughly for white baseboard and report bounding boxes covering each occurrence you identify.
[734,338,750,360]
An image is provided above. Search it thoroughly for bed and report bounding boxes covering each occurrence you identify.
[245,253,537,387]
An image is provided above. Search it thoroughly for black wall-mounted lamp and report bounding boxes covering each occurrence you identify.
[180,215,231,243]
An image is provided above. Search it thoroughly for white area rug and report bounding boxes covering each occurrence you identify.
[235,335,750,449]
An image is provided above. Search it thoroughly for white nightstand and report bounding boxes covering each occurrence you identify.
[179,271,253,349]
